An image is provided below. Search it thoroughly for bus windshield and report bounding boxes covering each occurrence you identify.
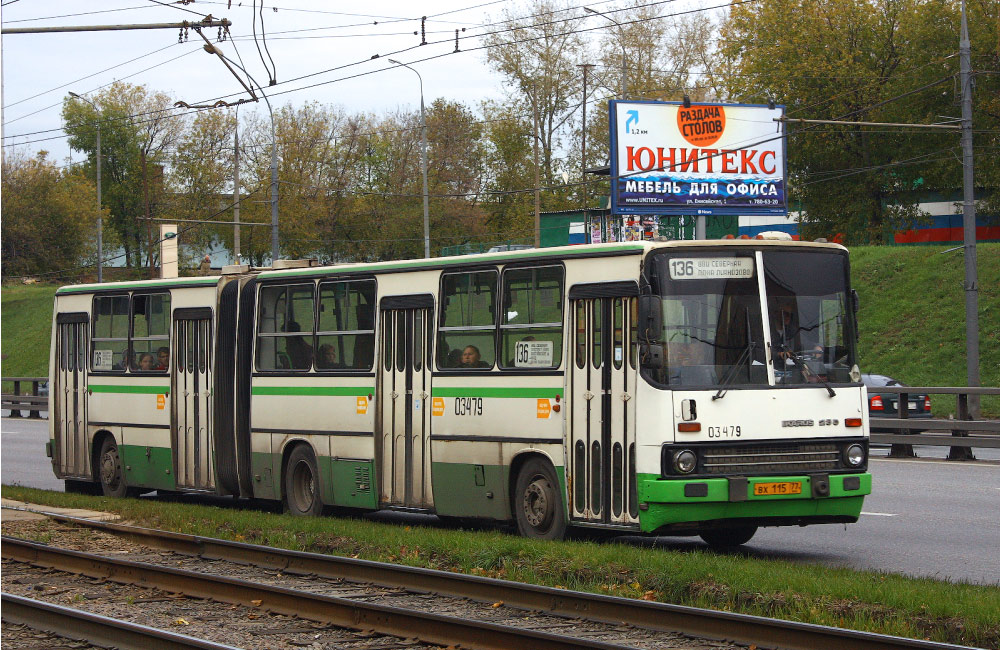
[645,248,856,388]
[763,250,856,385]
[647,251,767,387]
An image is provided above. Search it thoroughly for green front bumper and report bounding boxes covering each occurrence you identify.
[636,472,872,533]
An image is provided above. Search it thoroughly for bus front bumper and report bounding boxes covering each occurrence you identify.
[636,472,872,533]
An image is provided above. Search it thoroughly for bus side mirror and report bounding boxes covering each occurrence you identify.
[637,295,662,343]
[640,343,664,369]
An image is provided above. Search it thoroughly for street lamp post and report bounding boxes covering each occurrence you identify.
[69,92,102,282]
[583,7,627,99]
[389,59,431,258]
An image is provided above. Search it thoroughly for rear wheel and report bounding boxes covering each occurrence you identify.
[97,438,127,498]
[513,458,566,540]
[283,445,323,516]
[699,526,758,549]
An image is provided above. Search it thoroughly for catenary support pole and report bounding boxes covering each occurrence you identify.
[959,0,980,420]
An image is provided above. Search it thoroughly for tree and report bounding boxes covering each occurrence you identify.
[720,0,999,243]
[62,82,182,268]
[169,109,237,264]
[1,151,101,279]
[484,0,584,189]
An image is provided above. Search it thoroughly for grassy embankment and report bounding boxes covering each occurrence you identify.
[3,485,999,648]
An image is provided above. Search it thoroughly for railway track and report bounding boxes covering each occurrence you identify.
[2,509,975,650]
[1,592,240,650]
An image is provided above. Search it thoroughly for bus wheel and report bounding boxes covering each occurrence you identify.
[284,445,323,516]
[514,459,566,540]
[98,438,128,498]
[700,526,757,549]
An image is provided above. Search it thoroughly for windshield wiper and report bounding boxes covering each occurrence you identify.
[713,341,755,401]
[781,344,836,397]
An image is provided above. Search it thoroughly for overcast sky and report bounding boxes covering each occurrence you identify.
[2,0,622,163]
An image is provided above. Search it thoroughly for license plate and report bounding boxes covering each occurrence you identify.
[753,481,802,496]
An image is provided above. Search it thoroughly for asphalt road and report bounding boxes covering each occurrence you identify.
[2,417,998,585]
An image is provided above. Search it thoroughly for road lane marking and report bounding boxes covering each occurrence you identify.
[860,512,897,517]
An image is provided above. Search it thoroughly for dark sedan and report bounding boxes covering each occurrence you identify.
[862,374,932,432]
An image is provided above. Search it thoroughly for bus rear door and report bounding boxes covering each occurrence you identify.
[172,309,215,490]
[55,313,89,478]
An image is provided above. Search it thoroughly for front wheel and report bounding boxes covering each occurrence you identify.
[513,458,566,540]
[283,445,323,516]
[98,438,128,498]
[700,526,758,549]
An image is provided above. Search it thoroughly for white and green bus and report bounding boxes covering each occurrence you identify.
[48,238,871,547]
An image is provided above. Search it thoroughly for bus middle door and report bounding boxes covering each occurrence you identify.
[378,301,431,509]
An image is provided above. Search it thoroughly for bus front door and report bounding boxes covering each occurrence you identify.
[55,314,89,478]
[172,310,214,490]
[378,306,431,509]
[569,296,639,526]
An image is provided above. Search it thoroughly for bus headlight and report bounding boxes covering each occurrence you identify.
[673,449,698,474]
[844,444,866,467]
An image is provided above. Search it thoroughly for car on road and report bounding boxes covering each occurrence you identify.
[862,373,932,432]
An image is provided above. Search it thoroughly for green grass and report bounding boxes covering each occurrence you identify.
[1,284,56,380]
[3,485,998,648]
[852,243,1000,415]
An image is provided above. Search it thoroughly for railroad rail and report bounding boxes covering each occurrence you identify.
[5,511,974,650]
[1,592,240,650]
[2,535,636,650]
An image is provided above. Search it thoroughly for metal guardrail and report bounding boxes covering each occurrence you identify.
[867,386,1000,460]
[1,376,47,418]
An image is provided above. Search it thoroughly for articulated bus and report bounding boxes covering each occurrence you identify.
[49,239,871,547]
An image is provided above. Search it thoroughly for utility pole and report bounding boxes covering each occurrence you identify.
[388,59,431,258]
[233,127,241,263]
[142,153,155,279]
[531,95,541,248]
[578,64,595,228]
[959,0,981,421]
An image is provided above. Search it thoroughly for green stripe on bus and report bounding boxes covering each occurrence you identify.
[252,386,373,396]
[88,384,169,394]
[432,387,562,399]
[57,277,219,294]
[259,244,647,278]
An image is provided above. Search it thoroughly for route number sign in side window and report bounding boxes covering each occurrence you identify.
[668,257,754,280]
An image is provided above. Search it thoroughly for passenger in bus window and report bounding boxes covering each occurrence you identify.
[137,352,155,371]
[446,348,463,368]
[461,345,489,368]
[285,321,313,369]
[317,344,343,370]
[156,347,170,370]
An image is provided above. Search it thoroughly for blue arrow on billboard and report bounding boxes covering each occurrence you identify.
[625,109,638,133]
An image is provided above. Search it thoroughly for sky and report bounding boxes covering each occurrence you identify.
[0,0,640,164]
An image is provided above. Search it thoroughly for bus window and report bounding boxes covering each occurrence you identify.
[130,293,170,373]
[437,270,497,369]
[592,300,602,369]
[575,301,586,369]
[92,295,129,372]
[499,266,563,369]
[317,279,375,371]
[256,284,316,371]
[613,298,624,370]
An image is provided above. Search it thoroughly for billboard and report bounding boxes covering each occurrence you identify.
[609,100,787,216]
